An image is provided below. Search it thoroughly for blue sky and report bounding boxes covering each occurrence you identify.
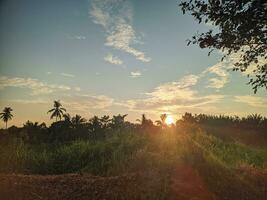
[0,0,266,127]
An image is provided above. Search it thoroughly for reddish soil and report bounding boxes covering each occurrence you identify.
[169,164,214,200]
[0,165,215,200]
[0,173,143,200]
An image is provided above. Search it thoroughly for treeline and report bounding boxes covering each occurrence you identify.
[178,113,267,130]
[0,113,266,145]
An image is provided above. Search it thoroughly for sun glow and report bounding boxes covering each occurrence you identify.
[165,115,174,125]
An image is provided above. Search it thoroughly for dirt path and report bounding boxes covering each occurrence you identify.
[169,164,214,200]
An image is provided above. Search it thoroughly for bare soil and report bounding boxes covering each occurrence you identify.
[0,173,143,200]
[1,164,266,200]
[169,164,214,200]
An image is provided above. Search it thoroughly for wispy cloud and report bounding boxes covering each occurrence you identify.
[202,62,230,89]
[0,76,71,95]
[118,74,224,115]
[130,71,142,78]
[234,95,267,108]
[104,53,123,65]
[11,99,49,104]
[61,73,75,78]
[74,35,86,40]
[7,94,115,123]
[60,94,114,117]
[90,0,151,62]
[67,34,86,40]
[74,87,81,92]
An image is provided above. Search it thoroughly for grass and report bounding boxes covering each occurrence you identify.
[0,129,186,175]
[192,131,267,168]
[0,131,148,175]
[0,127,267,199]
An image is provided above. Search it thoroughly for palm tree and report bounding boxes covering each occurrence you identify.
[111,114,127,128]
[47,100,66,122]
[137,114,154,129]
[155,113,167,128]
[0,107,13,129]
[63,113,71,122]
[71,115,86,128]
[100,115,111,129]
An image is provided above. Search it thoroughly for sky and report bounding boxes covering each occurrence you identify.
[0,0,266,127]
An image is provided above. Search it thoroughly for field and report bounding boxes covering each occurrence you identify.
[0,114,267,200]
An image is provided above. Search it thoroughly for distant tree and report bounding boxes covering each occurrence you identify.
[63,113,71,122]
[47,100,66,122]
[0,107,13,129]
[71,115,86,128]
[181,113,196,124]
[179,0,267,93]
[111,114,128,129]
[23,121,46,129]
[88,116,102,131]
[155,114,167,128]
[22,121,47,143]
[242,114,263,128]
[100,115,111,129]
[137,114,154,130]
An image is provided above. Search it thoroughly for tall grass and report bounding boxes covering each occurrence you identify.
[192,131,267,168]
[1,129,266,175]
[0,132,147,175]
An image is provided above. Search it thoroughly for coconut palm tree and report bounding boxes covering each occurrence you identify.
[137,114,154,129]
[71,114,86,128]
[111,114,127,129]
[155,114,167,128]
[47,100,66,122]
[0,107,13,129]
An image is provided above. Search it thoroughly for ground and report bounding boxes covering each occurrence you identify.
[3,164,266,200]
[0,164,215,200]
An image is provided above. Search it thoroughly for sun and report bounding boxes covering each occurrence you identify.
[165,115,174,125]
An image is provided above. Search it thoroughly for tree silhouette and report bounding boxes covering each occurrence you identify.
[179,0,267,93]
[0,107,13,129]
[137,114,154,129]
[111,114,128,129]
[47,100,66,122]
[71,115,86,128]
[63,113,71,122]
[100,115,111,129]
[155,114,167,128]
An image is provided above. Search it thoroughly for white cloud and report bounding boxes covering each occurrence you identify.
[74,87,81,92]
[90,0,151,62]
[203,62,230,89]
[74,35,86,40]
[0,76,71,95]
[118,74,224,115]
[130,71,142,78]
[234,95,267,108]
[104,53,123,65]
[61,73,75,78]
[63,94,114,115]
[11,99,49,104]
[67,34,86,40]
[7,93,115,124]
